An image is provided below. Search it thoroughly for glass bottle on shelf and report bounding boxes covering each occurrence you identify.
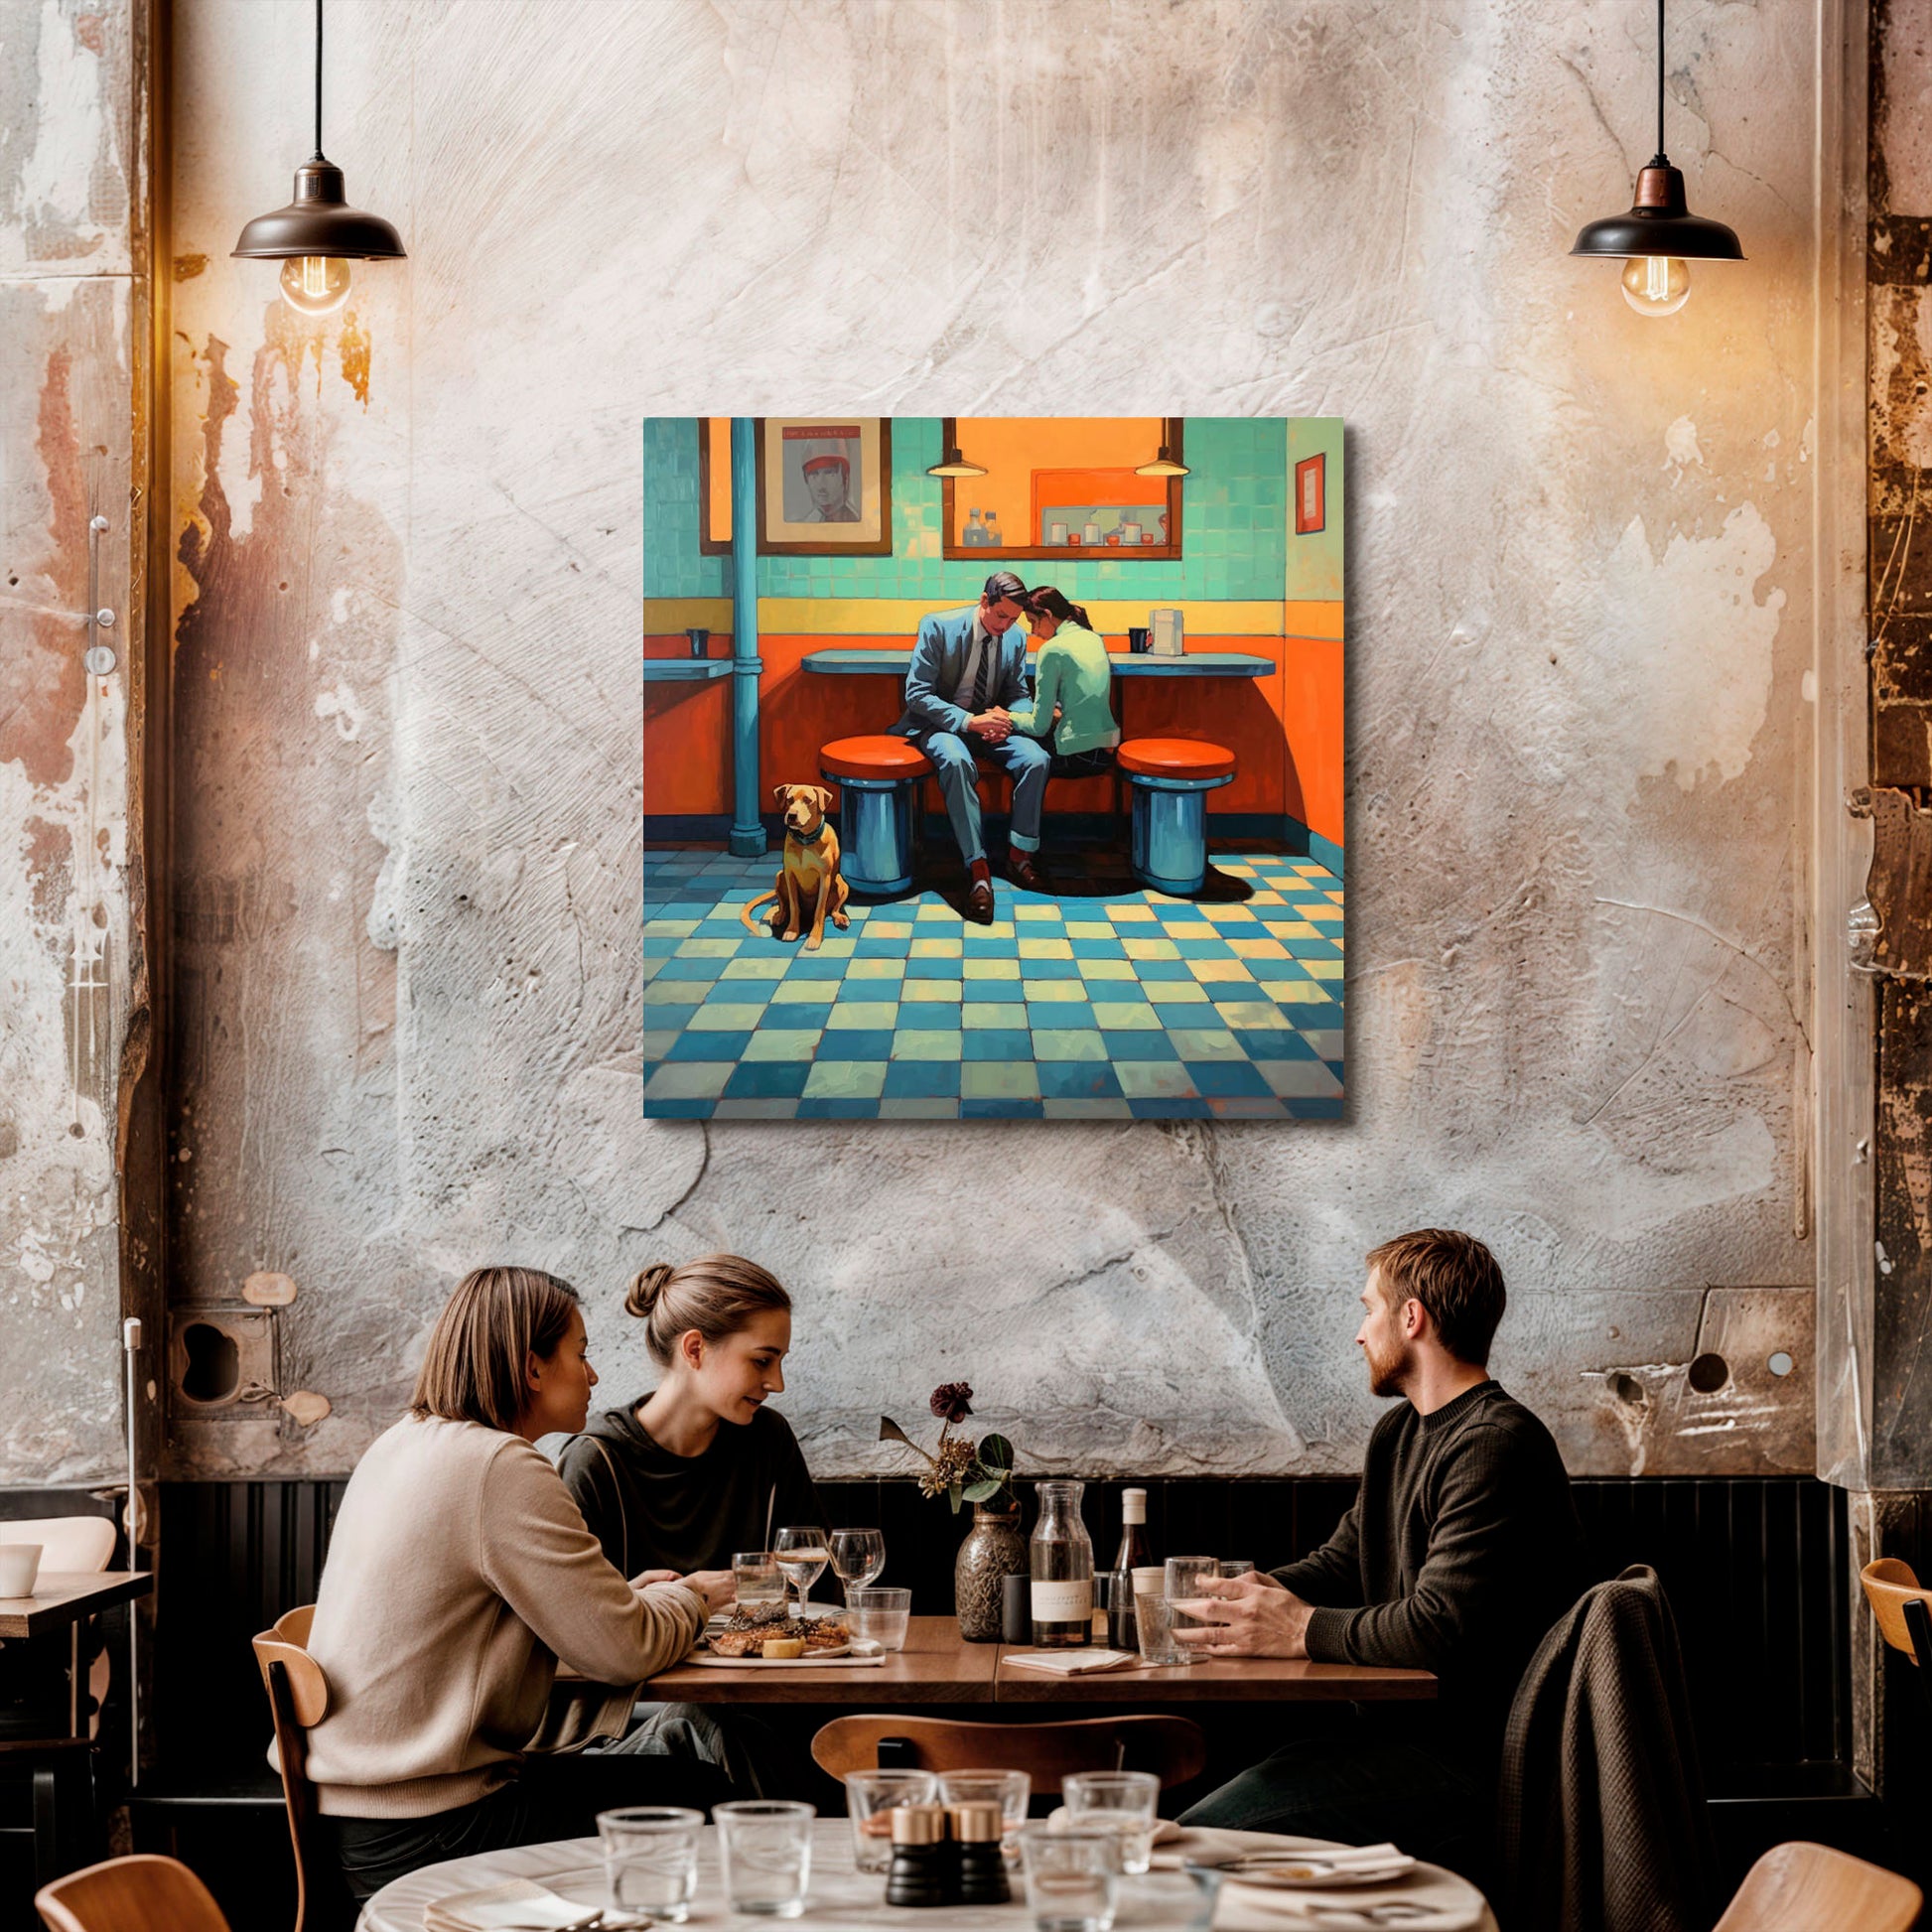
[1030,1480,1093,1648]
[1107,1487,1153,1651]
[985,511,1003,547]
[964,508,986,546]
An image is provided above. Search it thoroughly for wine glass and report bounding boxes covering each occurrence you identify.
[773,1525,830,1615]
[828,1528,886,1605]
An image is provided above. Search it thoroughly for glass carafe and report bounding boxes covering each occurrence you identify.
[1029,1480,1093,1648]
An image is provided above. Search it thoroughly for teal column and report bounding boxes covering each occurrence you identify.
[729,417,765,857]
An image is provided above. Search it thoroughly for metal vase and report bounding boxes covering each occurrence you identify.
[954,1501,1028,1642]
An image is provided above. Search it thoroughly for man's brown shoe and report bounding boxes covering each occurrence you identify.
[966,878,996,924]
[1007,852,1048,894]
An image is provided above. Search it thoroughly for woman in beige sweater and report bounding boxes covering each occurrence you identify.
[305,1266,736,1898]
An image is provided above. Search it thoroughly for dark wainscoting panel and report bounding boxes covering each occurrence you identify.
[142,1474,1847,1790]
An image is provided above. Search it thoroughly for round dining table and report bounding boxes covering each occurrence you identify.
[358,1818,1499,1931]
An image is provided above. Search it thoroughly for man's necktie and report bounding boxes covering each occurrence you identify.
[968,635,992,715]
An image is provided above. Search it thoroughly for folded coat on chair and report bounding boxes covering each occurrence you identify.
[1495,1563,1718,1932]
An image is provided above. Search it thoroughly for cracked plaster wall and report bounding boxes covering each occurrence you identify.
[0,0,143,1483]
[129,0,1834,1485]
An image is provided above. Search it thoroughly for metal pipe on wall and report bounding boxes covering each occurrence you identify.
[729,417,765,857]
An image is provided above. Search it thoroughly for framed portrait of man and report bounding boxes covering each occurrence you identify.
[757,418,893,554]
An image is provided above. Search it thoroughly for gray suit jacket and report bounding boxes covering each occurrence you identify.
[891,605,1033,740]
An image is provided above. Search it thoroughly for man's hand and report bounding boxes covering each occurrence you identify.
[628,1568,682,1591]
[1169,1572,1313,1658]
[970,708,1012,743]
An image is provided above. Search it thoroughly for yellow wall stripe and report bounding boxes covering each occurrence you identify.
[642,597,1341,638]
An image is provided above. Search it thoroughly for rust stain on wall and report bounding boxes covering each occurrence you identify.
[1869,788,1932,979]
[173,252,208,281]
[339,312,371,408]
[0,349,87,790]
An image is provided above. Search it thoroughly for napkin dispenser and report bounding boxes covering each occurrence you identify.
[1149,609,1184,656]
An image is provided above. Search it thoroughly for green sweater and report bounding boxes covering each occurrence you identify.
[1007,622,1119,757]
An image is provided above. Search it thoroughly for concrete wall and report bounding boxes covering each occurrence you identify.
[0,0,144,1482]
[9,0,1833,1484]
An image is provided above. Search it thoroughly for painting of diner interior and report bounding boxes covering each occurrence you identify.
[643,416,1344,1123]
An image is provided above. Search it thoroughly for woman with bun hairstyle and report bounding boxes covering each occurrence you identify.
[559,1255,823,1579]
[304,1266,737,1899]
[1006,586,1120,777]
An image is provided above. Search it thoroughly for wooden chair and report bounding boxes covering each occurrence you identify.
[1712,1841,1920,1932]
[36,1852,230,1932]
[810,1714,1206,1797]
[250,1607,350,1932]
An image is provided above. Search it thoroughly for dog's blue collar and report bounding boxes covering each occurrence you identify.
[787,818,830,846]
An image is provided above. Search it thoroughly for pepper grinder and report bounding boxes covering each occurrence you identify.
[885,1804,958,1907]
[949,1802,1011,1905]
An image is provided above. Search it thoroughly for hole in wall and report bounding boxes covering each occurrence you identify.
[1610,1372,1647,1407]
[1767,1350,1795,1377]
[1687,1351,1730,1394]
[180,1321,241,1404]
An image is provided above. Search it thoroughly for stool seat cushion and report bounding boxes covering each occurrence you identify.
[820,736,934,780]
[1117,738,1237,781]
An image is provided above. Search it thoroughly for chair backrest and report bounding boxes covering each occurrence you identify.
[2,1516,117,1574]
[1861,1558,1932,1663]
[37,1854,229,1932]
[250,1606,344,1932]
[1712,1841,1921,1932]
[810,1714,1206,1794]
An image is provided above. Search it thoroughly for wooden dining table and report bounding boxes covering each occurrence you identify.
[640,1615,1436,1705]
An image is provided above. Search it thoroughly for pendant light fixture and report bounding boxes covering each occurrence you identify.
[1570,0,1742,317]
[927,439,987,479]
[1135,422,1189,479]
[232,0,405,317]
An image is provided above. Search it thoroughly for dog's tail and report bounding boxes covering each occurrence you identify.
[739,891,779,933]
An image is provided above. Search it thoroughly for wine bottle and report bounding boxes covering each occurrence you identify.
[1107,1487,1153,1651]
[1030,1480,1093,1648]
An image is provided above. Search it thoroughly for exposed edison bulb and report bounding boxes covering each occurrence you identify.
[1620,254,1691,318]
[279,255,351,317]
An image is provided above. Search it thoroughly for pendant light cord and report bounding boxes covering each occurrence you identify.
[1654,0,1666,160]
[315,0,324,155]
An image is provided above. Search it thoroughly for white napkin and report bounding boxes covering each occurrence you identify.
[422,1878,603,1932]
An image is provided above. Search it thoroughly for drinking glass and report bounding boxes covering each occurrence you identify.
[1021,1824,1120,1932]
[1219,1560,1255,1580]
[939,1769,1031,1858]
[734,1551,785,1624]
[1061,1770,1161,1876]
[1133,1587,1188,1667]
[774,1525,830,1614]
[843,1768,937,1874]
[715,1799,815,1917]
[847,1586,912,1651]
[829,1527,887,1602]
[596,1807,702,1926]
[1165,1556,1220,1647]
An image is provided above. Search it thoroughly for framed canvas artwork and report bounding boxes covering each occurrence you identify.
[643,415,1346,1122]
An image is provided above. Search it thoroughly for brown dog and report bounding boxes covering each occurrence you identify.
[739,783,851,950]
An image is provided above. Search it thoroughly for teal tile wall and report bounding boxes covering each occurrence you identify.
[645,419,1295,605]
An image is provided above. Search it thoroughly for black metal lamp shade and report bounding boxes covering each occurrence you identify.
[1571,160,1743,261]
[231,155,406,261]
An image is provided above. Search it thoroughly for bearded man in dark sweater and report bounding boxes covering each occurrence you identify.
[1175,1228,1585,1866]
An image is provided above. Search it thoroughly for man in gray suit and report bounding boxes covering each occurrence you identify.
[892,571,1051,921]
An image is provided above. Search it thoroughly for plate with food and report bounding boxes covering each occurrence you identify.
[696,1612,862,1665]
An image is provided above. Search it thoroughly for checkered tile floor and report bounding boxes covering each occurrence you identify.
[643,852,1344,1122]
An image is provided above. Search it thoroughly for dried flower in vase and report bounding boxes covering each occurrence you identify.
[881,1382,1016,1514]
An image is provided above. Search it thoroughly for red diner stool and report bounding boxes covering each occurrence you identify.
[820,736,932,895]
[1116,738,1237,896]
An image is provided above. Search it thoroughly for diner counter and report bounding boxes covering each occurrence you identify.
[802,648,1272,677]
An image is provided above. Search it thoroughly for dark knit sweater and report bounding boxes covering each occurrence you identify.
[557,1401,823,1580]
[1275,1380,1584,1751]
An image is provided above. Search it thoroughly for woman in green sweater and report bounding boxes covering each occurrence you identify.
[1006,586,1120,778]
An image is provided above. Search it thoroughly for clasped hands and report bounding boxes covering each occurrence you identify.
[969,707,1014,744]
[631,1566,736,1612]
[1169,1570,1315,1658]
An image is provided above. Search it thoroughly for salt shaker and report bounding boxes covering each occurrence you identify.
[885,1803,957,1907]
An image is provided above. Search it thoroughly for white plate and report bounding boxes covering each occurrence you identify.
[1223,1859,1417,1891]
[692,1642,878,1668]
[706,1601,842,1629]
